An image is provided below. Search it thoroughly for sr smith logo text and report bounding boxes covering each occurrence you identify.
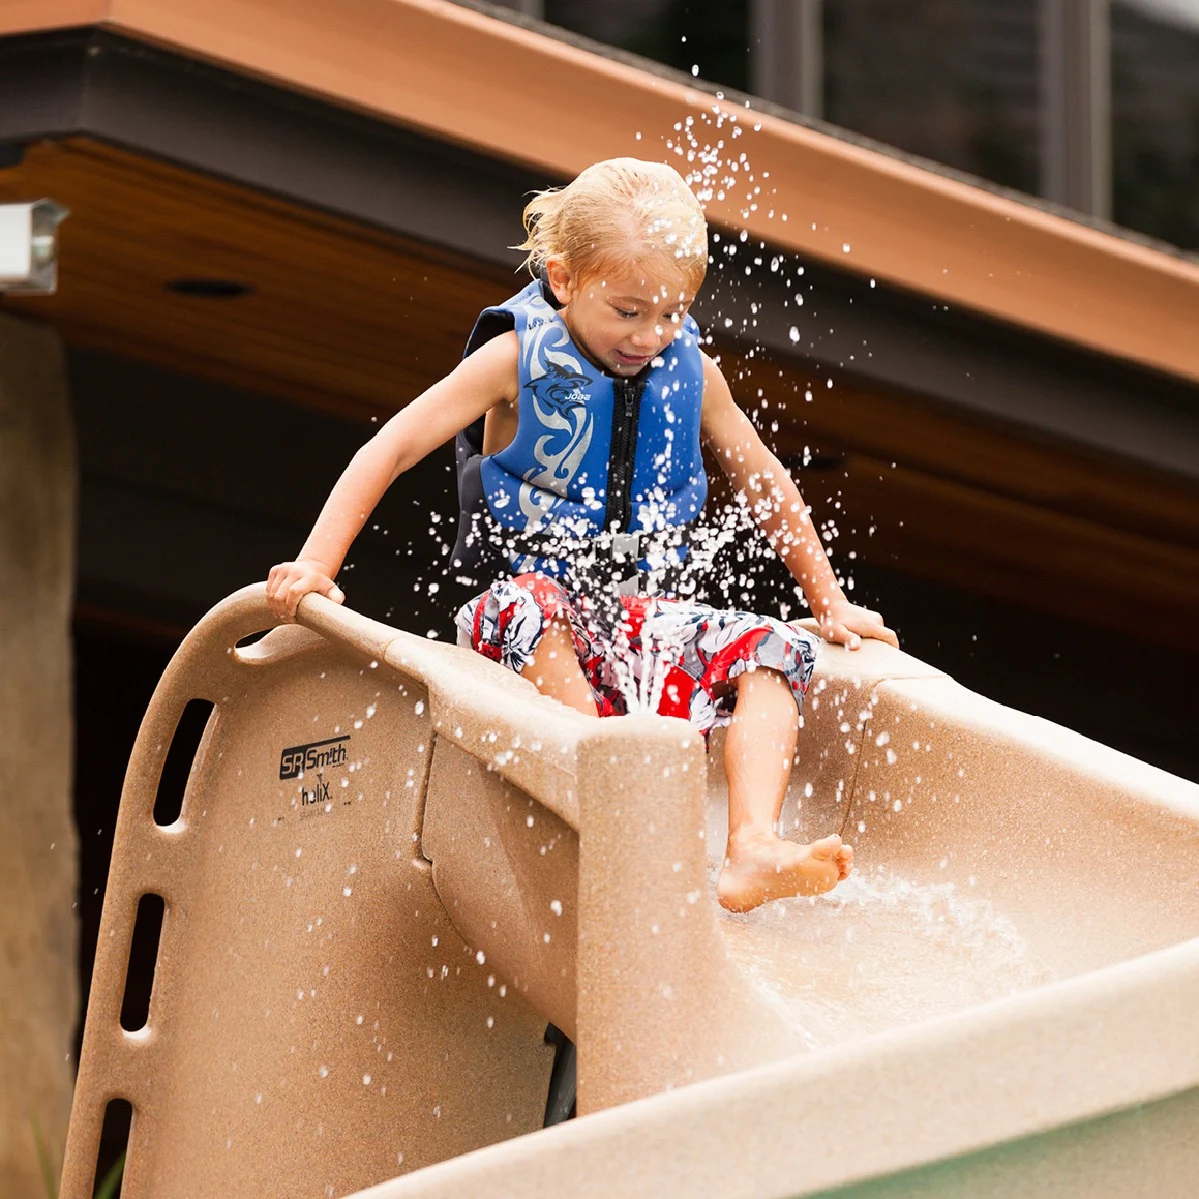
[279,735,350,780]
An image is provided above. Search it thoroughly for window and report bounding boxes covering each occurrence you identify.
[1111,0,1199,248]
[503,0,1199,252]
[823,0,1041,195]
[544,0,752,93]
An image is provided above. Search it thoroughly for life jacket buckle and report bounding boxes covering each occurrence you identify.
[611,532,641,563]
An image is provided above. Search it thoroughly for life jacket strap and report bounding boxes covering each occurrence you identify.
[502,525,691,598]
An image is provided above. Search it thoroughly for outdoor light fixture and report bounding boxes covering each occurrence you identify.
[0,199,68,295]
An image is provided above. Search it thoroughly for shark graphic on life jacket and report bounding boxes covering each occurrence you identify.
[527,361,592,414]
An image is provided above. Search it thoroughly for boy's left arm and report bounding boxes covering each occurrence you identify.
[700,353,898,650]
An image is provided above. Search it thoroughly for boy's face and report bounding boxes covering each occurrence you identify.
[545,256,698,377]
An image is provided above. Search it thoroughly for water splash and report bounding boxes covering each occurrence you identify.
[716,863,1053,1048]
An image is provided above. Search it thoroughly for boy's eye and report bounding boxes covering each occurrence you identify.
[614,306,638,319]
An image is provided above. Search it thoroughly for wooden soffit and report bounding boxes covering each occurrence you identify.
[2,0,1198,384]
[0,138,510,417]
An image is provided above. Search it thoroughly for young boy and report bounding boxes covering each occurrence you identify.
[268,158,898,913]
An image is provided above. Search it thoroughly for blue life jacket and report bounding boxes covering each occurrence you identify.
[452,278,707,594]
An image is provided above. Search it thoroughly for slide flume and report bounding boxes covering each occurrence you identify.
[61,586,1199,1199]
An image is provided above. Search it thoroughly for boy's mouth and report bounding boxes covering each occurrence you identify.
[613,349,653,368]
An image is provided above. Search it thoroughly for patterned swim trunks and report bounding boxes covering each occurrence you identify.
[455,572,819,736]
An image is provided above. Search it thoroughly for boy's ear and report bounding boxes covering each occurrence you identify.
[544,257,574,306]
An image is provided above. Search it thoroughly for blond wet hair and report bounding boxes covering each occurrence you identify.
[519,158,708,294]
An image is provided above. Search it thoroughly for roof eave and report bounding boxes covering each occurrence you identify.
[2,0,1198,384]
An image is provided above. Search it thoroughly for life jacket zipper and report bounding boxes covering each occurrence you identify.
[604,376,644,534]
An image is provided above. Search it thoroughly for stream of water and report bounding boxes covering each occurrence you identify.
[714,863,1055,1049]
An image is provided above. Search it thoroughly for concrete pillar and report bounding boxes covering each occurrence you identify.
[0,312,78,1198]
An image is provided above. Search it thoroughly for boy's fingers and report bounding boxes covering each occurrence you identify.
[286,578,312,619]
[825,623,860,649]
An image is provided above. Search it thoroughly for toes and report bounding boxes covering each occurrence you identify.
[834,844,854,880]
[808,834,843,861]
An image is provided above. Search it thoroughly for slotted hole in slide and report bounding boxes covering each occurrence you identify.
[154,699,214,826]
[543,1024,577,1126]
[120,893,164,1033]
[95,1097,131,1197]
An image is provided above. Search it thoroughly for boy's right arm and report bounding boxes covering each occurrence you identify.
[266,331,518,620]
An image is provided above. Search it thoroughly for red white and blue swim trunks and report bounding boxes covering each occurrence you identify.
[455,572,819,737]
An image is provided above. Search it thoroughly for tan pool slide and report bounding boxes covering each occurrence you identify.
[62,584,1199,1197]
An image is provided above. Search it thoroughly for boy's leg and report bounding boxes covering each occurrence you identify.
[717,666,852,913]
[520,615,599,717]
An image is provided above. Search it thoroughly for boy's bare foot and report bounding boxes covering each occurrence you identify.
[716,832,853,913]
